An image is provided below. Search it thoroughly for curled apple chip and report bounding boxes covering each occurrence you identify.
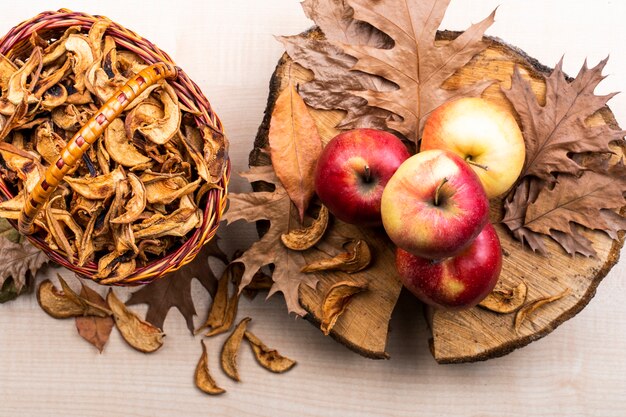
[106,289,164,353]
[320,281,368,335]
[195,340,226,395]
[244,330,297,374]
[301,239,371,274]
[514,287,571,333]
[64,166,125,200]
[125,85,180,145]
[37,276,111,319]
[6,47,42,105]
[478,281,528,314]
[111,173,146,224]
[220,317,251,382]
[65,34,95,93]
[281,205,329,251]
[104,118,151,167]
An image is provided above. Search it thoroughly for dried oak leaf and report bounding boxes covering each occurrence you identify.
[503,59,625,182]
[126,239,227,334]
[320,281,367,335]
[0,232,48,298]
[244,330,297,374]
[502,59,626,255]
[223,166,317,316]
[269,79,322,222]
[220,317,251,382]
[195,340,226,395]
[107,289,164,353]
[75,283,114,353]
[506,162,626,257]
[282,0,495,143]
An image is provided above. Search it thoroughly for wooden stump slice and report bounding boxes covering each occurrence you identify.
[251,29,625,362]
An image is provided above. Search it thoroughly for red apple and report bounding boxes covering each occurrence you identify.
[315,128,410,226]
[381,149,489,260]
[396,223,502,309]
[421,97,525,198]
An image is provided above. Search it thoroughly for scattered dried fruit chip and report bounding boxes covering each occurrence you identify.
[194,340,225,395]
[514,287,571,333]
[196,263,232,334]
[281,205,329,251]
[320,281,368,335]
[220,317,251,382]
[106,289,164,353]
[301,239,371,273]
[37,275,110,319]
[245,330,297,373]
[478,281,528,314]
[205,291,240,337]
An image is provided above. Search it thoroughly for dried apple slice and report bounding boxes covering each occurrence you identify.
[64,166,125,200]
[111,173,146,224]
[65,34,95,93]
[103,118,151,167]
[6,47,42,105]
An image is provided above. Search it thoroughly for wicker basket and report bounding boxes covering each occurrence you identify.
[0,9,229,285]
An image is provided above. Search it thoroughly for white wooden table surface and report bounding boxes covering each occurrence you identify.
[1,1,625,416]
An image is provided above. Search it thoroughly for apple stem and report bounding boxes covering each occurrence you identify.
[363,165,371,183]
[466,157,489,171]
[434,178,448,206]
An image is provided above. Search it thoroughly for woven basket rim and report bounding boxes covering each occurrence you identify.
[0,9,229,286]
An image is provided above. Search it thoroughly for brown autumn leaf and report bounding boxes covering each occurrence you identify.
[502,59,625,182]
[126,239,227,334]
[502,59,626,255]
[0,226,48,301]
[221,317,251,382]
[280,0,394,132]
[281,0,495,144]
[223,166,317,316]
[320,281,367,335]
[75,282,114,353]
[514,288,571,333]
[107,289,164,353]
[194,340,226,395]
[244,330,297,374]
[505,162,626,257]
[524,166,626,254]
[268,79,323,222]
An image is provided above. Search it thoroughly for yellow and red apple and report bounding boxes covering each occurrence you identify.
[421,97,525,198]
[315,128,410,226]
[396,223,502,309]
[381,149,489,260]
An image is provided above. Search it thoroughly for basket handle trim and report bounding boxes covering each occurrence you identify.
[18,62,178,235]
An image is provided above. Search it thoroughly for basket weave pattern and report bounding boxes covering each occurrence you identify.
[0,9,229,285]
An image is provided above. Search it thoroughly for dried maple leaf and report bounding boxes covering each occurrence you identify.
[75,282,114,353]
[503,59,625,182]
[269,79,323,222]
[282,0,495,144]
[126,239,227,334]
[223,166,317,316]
[0,229,48,301]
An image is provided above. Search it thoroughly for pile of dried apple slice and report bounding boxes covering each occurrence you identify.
[0,21,225,282]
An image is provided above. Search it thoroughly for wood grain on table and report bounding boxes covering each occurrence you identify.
[1,1,625,416]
